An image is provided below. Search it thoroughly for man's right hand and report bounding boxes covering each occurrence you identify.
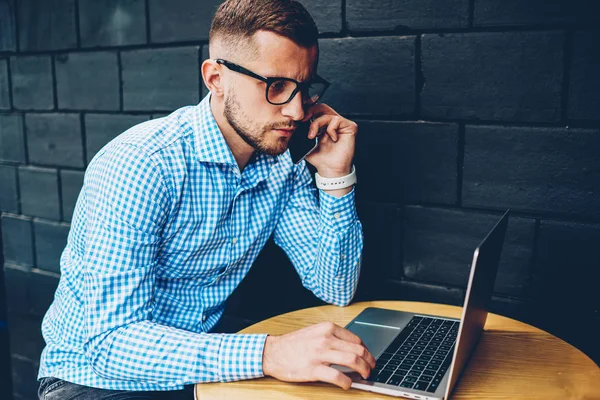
[261,321,376,390]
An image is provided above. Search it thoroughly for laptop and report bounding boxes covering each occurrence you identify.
[337,209,510,399]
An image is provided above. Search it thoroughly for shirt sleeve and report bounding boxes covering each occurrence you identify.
[273,161,364,306]
[82,143,266,386]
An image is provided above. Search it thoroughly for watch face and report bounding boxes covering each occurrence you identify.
[288,121,319,164]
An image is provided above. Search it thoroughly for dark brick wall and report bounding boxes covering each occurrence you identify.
[1,1,599,398]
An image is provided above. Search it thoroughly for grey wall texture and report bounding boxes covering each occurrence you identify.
[1,0,600,399]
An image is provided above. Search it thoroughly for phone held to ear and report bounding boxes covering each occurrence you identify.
[288,120,320,164]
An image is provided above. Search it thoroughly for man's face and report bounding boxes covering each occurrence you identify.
[223,31,318,157]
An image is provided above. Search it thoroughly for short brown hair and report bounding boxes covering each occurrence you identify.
[209,0,319,58]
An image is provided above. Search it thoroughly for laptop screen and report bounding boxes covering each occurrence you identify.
[444,209,510,398]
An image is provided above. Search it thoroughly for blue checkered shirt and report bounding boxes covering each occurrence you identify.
[38,95,363,391]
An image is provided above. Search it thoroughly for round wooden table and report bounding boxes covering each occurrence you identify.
[195,301,600,399]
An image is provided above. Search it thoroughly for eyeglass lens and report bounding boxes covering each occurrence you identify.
[267,80,326,105]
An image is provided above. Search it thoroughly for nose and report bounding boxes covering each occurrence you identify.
[280,90,305,122]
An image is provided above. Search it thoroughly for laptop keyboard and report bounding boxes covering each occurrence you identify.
[366,316,458,393]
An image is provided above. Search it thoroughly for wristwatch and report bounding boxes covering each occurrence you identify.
[315,166,357,191]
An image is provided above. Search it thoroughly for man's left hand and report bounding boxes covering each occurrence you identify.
[301,103,357,179]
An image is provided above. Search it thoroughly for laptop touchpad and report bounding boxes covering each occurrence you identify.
[333,321,401,374]
[347,321,400,358]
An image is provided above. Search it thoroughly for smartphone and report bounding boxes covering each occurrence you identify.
[288,120,320,164]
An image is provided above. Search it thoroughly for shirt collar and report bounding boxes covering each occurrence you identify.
[192,95,279,173]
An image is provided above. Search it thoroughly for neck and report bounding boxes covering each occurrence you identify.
[210,95,255,171]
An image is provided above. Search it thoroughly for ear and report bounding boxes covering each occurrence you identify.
[201,59,225,98]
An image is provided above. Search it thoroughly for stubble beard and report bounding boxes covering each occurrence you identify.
[223,89,289,157]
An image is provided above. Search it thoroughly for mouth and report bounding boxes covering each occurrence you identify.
[273,128,295,137]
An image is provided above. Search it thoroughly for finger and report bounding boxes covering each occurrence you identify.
[330,338,376,369]
[323,350,371,380]
[326,116,341,142]
[311,103,339,118]
[310,114,356,141]
[300,105,317,123]
[313,365,353,390]
[330,325,363,346]
[308,114,334,139]
[301,102,328,123]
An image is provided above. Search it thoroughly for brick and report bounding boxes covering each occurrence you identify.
[85,114,149,163]
[0,267,5,320]
[3,266,29,315]
[0,328,10,396]
[18,167,60,220]
[34,220,69,273]
[149,0,221,43]
[474,0,600,26]
[489,296,528,321]
[4,266,61,320]
[17,0,77,51]
[0,114,25,163]
[201,45,210,98]
[1,216,33,267]
[11,356,38,399]
[0,165,18,213]
[347,0,469,31]
[380,279,465,306]
[29,269,59,317]
[79,0,147,47]
[55,52,120,111]
[0,0,16,51]
[298,0,342,33]
[60,170,84,221]
[318,37,415,115]
[421,32,563,122]
[10,55,54,110]
[463,126,600,217]
[568,29,600,121]
[25,114,84,168]
[356,203,403,290]
[122,47,200,111]
[354,121,458,204]
[534,221,600,310]
[531,220,600,364]
[7,313,45,362]
[0,58,9,109]
[0,268,7,318]
[402,206,535,297]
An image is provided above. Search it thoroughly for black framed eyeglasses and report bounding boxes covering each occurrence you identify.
[215,59,330,107]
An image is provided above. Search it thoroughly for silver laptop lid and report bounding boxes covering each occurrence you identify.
[443,209,510,399]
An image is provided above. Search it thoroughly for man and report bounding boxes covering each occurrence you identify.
[37,0,375,398]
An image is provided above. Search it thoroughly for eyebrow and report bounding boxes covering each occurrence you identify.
[264,72,314,83]
[256,66,314,83]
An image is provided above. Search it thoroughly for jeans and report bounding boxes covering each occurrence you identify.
[38,377,195,400]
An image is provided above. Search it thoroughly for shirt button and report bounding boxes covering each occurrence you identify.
[202,314,207,322]
[334,212,341,219]
[232,237,238,245]
[341,254,346,260]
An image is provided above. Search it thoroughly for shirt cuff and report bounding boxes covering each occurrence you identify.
[319,187,359,231]
[218,334,268,382]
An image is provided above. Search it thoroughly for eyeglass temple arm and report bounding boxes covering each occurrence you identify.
[215,59,269,83]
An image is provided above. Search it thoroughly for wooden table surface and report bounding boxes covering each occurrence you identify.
[195,301,600,399]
